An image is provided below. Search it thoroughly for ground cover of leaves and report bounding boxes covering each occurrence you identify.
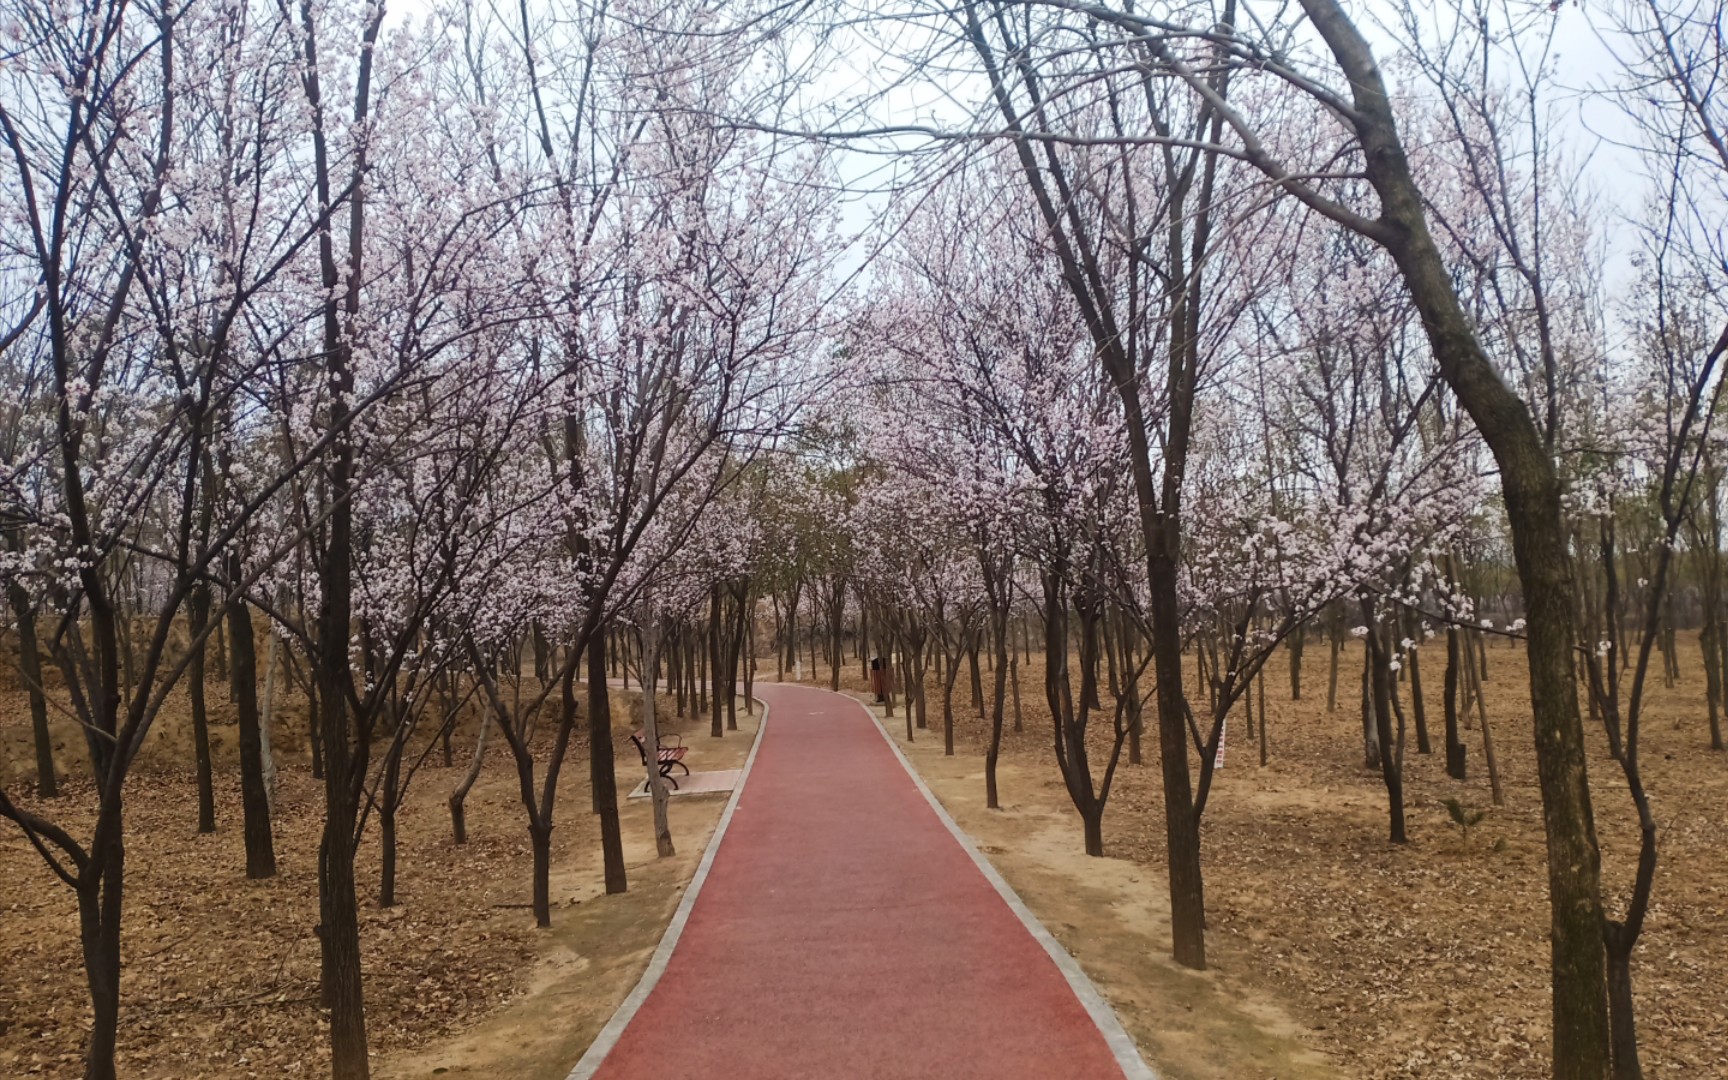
[0,677,703,1078]
[809,634,1728,1079]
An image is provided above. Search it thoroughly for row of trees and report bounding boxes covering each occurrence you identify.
[744,2,1727,1078]
[4,0,1726,1078]
[0,0,829,1076]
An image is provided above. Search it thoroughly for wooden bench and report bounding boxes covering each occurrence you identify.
[629,729,690,790]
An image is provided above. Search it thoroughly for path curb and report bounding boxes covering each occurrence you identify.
[564,699,772,1080]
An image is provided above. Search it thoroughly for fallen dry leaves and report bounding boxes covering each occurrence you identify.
[828,635,1728,1079]
[0,679,648,1078]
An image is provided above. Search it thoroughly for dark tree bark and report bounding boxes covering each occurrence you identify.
[449,710,487,845]
[589,629,627,895]
[1326,611,1342,712]
[1444,620,1467,779]
[378,729,402,908]
[709,585,724,737]
[1362,610,1406,843]
[186,585,217,834]
[1285,5,1614,1067]
[10,585,58,798]
[1407,614,1432,756]
[226,591,276,878]
[941,627,964,756]
[967,635,984,717]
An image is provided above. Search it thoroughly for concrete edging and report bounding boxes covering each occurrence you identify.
[847,690,1160,1080]
[563,699,772,1080]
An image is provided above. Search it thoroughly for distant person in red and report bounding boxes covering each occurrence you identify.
[869,656,886,702]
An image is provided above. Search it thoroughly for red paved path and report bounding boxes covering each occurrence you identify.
[588,683,1131,1080]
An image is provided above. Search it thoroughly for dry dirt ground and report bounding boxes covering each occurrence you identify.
[0,670,756,1078]
[794,634,1728,1080]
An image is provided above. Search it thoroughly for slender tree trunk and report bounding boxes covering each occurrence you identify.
[1326,615,1341,713]
[787,580,801,678]
[187,585,217,833]
[709,586,724,737]
[77,816,124,1080]
[1361,643,1380,768]
[1258,666,1269,766]
[828,588,845,692]
[642,617,674,857]
[1408,627,1432,755]
[1444,622,1467,779]
[942,640,960,757]
[727,582,746,730]
[1604,938,1643,1080]
[260,626,280,812]
[589,629,627,895]
[968,636,984,716]
[227,592,276,878]
[379,735,401,907]
[449,710,488,844]
[1364,611,1406,843]
[1120,616,1142,766]
[10,585,58,797]
[1465,630,1504,806]
[1148,540,1205,969]
[985,606,1008,810]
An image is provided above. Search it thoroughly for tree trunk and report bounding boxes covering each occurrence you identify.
[968,636,984,716]
[1361,644,1380,768]
[942,642,961,757]
[1465,630,1505,806]
[1605,930,1643,1080]
[78,804,124,1080]
[1408,629,1432,755]
[1326,616,1341,712]
[1148,542,1205,969]
[727,581,746,730]
[260,626,280,812]
[10,585,58,798]
[784,580,801,678]
[308,678,324,782]
[529,820,553,926]
[449,710,489,844]
[828,590,845,692]
[984,604,1008,810]
[1120,616,1142,766]
[589,629,627,895]
[379,738,400,908]
[1288,13,1615,1059]
[1257,666,1269,766]
[709,586,725,737]
[1364,613,1406,843]
[187,585,217,834]
[1082,806,1104,857]
[227,592,276,878]
[317,792,368,1079]
[1444,621,1468,779]
[642,617,674,858]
